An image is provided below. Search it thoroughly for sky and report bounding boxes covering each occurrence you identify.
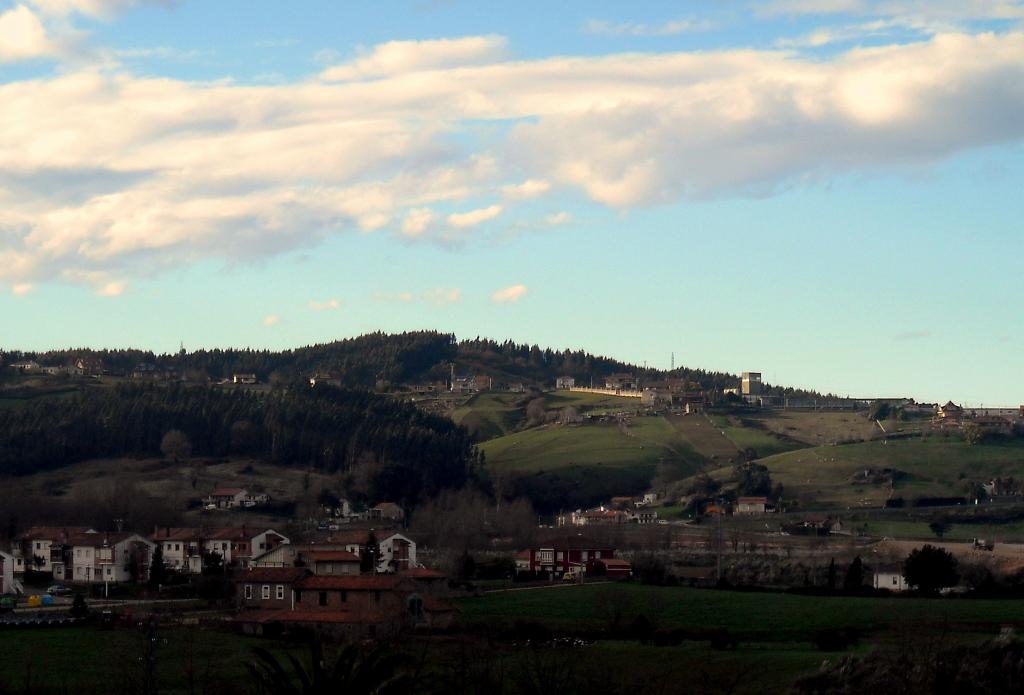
[1,0,1023,405]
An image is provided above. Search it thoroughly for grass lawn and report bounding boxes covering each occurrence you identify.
[451,392,526,441]
[0,624,301,694]
[542,390,644,412]
[666,414,741,462]
[458,582,1024,644]
[756,438,1024,509]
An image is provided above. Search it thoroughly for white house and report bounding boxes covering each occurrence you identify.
[152,527,288,572]
[232,373,258,385]
[873,567,908,592]
[204,488,248,509]
[736,497,769,514]
[62,532,155,584]
[556,376,575,389]
[322,530,418,573]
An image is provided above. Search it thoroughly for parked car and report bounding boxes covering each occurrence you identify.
[47,584,72,597]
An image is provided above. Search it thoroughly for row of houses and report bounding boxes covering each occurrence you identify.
[7,524,423,586]
[515,537,632,580]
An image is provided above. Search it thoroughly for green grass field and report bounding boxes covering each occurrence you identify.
[541,390,643,412]
[708,415,806,458]
[666,414,742,462]
[754,438,1024,508]
[479,415,707,509]
[0,624,300,694]
[451,392,526,441]
[459,582,1024,642]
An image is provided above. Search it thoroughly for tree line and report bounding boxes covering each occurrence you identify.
[0,382,480,508]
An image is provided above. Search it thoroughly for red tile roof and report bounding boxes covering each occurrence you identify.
[305,551,361,563]
[235,567,308,583]
[737,497,768,505]
[399,567,446,579]
[210,488,245,497]
[294,575,410,591]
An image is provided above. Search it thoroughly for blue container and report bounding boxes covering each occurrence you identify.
[41,595,54,606]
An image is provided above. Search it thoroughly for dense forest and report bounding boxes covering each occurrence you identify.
[1,330,829,399]
[0,383,479,508]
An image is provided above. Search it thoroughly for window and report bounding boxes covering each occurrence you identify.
[245,584,253,600]
[539,549,553,564]
[262,585,270,599]
[318,592,327,606]
[581,551,588,561]
[556,551,563,561]
[294,590,302,603]
[340,590,347,603]
[595,551,601,559]
[276,585,285,600]
[106,567,112,576]
[892,577,898,586]
[35,542,41,551]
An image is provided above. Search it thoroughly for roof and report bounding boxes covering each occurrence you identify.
[305,551,361,563]
[235,567,308,583]
[536,536,617,551]
[294,575,411,591]
[399,567,446,579]
[596,559,631,568]
[324,530,405,546]
[941,401,962,410]
[153,526,275,542]
[66,532,141,548]
[18,526,94,542]
[737,497,768,505]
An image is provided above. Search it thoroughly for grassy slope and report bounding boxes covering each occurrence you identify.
[451,392,525,441]
[708,415,805,459]
[480,416,708,507]
[751,438,1024,508]
[666,414,741,463]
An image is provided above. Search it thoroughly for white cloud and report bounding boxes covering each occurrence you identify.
[11,283,34,295]
[401,207,436,237]
[491,284,528,303]
[584,18,716,37]
[501,178,551,200]
[0,5,56,62]
[308,298,341,311]
[2,32,1024,287]
[28,0,174,19]
[321,35,507,81]
[447,204,503,229]
[421,287,461,305]
[756,0,1024,21]
[374,288,460,305]
[544,211,572,226]
[262,314,280,326]
[96,280,125,296]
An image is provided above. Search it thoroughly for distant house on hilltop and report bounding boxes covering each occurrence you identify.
[556,376,575,389]
[604,373,636,391]
[233,373,258,385]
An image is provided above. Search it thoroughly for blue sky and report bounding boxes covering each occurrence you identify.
[1,0,1023,405]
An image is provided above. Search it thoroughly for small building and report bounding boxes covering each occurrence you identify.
[556,376,575,390]
[873,566,908,592]
[237,567,308,610]
[641,388,672,406]
[303,550,361,576]
[521,537,620,579]
[8,360,40,372]
[63,532,155,584]
[604,373,637,391]
[205,488,248,509]
[938,401,963,420]
[309,373,343,388]
[73,356,104,376]
[735,497,769,515]
[368,502,405,522]
[741,372,762,396]
[634,509,658,525]
[233,373,258,385]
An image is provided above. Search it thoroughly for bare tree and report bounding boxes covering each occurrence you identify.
[160,429,192,462]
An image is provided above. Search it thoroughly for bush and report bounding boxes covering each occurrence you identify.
[813,627,861,651]
[708,629,738,650]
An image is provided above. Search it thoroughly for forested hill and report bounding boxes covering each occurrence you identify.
[1,331,827,398]
[0,383,480,508]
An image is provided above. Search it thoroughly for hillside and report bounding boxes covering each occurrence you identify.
[700,437,1024,510]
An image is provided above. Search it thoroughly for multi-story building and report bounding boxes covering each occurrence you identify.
[152,527,288,573]
[741,372,762,396]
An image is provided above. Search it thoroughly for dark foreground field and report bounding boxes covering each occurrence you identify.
[6,583,1024,694]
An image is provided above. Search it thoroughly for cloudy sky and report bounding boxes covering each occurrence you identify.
[1,0,1022,404]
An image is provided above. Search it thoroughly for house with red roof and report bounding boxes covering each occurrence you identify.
[152,526,288,573]
[520,537,630,579]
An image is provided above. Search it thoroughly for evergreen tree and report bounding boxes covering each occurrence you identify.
[843,556,864,592]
